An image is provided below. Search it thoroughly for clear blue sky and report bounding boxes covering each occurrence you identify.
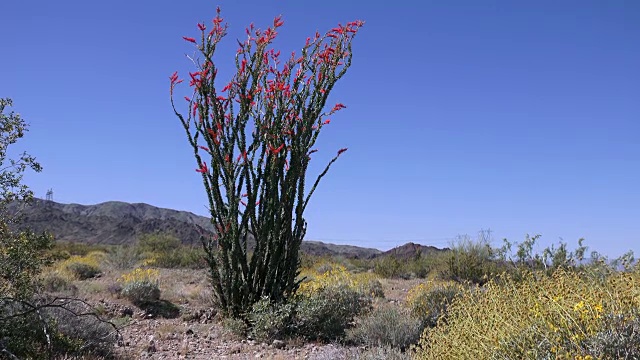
[1,1,638,257]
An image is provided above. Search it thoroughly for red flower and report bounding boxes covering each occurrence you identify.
[197,23,206,31]
[332,103,346,111]
[196,162,208,173]
[182,36,197,43]
[273,15,284,27]
[269,144,285,154]
[198,146,211,153]
[184,96,191,102]
[323,119,331,125]
[337,148,348,155]
[169,71,183,85]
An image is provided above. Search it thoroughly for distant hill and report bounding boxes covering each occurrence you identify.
[11,199,213,246]
[11,199,445,259]
[9,199,381,258]
[379,242,449,260]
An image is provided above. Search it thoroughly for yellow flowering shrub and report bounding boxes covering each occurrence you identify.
[117,268,160,305]
[57,251,105,280]
[414,268,640,360]
[298,264,383,298]
[118,268,159,285]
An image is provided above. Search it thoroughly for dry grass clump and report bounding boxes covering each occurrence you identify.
[414,267,640,359]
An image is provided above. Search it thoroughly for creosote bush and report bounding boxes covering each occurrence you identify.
[171,8,364,317]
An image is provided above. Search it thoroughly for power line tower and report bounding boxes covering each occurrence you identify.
[46,188,53,202]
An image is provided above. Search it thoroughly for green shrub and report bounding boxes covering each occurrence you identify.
[347,304,422,350]
[406,281,463,328]
[222,317,248,339]
[65,262,101,280]
[359,278,385,298]
[121,281,160,305]
[119,268,161,305]
[583,312,640,359]
[247,297,295,341]
[58,252,105,280]
[296,284,370,341]
[50,241,110,257]
[444,235,498,285]
[106,244,141,270]
[40,272,77,295]
[135,233,206,269]
[373,256,407,279]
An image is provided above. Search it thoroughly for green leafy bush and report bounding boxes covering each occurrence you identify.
[119,268,161,305]
[296,284,370,341]
[406,281,463,328]
[347,304,422,350]
[58,252,105,280]
[247,297,295,341]
[373,256,406,279]
[135,233,206,269]
[222,317,248,339]
[106,244,141,270]
[444,235,499,285]
[121,281,161,305]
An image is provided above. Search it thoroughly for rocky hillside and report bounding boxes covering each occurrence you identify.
[379,242,449,259]
[12,199,389,258]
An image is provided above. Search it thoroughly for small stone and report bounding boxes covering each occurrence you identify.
[272,339,285,349]
[146,340,156,353]
[121,307,134,317]
[186,328,194,335]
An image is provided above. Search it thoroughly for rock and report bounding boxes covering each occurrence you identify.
[146,338,156,353]
[121,307,134,317]
[272,339,285,349]
[186,328,194,336]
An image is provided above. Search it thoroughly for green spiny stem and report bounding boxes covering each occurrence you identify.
[171,11,363,318]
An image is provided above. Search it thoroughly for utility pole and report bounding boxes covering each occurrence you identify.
[46,188,53,202]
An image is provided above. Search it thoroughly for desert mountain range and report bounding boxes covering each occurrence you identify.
[12,199,447,259]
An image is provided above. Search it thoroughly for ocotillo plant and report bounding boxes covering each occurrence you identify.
[170,8,363,318]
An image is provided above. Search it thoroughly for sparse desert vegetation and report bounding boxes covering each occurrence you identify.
[2,2,638,359]
[4,230,638,359]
